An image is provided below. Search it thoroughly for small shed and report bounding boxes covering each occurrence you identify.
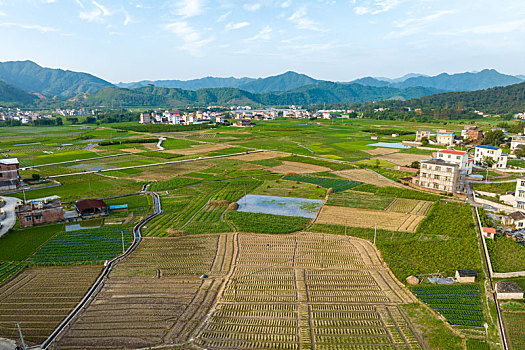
[74,199,109,216]
[455,270,477,283]
[496,282,524,300]
[482,227,496,240]
[509,211,525,229]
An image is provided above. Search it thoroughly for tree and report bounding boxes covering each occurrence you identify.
[482,130,505,146]
[410,161,420,169]
[31,173,41,181]
[421,137,429,146]
[515,146,525,158]
[482,156,496,168]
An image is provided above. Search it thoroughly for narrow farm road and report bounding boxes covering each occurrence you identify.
[0,196,22,238]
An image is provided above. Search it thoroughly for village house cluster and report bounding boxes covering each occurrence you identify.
[0,108,53,124]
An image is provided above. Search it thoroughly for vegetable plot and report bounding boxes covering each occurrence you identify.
[283,174,362,192]
[411,285,485,327]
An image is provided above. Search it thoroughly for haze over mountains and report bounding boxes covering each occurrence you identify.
[0,60,524,109]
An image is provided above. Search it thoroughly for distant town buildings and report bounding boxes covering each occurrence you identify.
[474,145,507,169]
[139,112,151,124]
[0,158,20,191]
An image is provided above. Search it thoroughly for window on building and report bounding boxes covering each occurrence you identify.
[35,215,42,220]
[435,166,441,171]
[25,216,31,222]
[456,156,460,160]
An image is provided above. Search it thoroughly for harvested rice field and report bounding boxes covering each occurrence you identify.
[173,144,231,155]
[316,205,426,232]
[372,153,430,166]
[0,265,102,345]
[363,148,400,156]
[230,151,282,161]
[51,234,235,349]
[195,233,421,350]
[334,169,405,188]
[386,198,433,215]
[268,161,331,174]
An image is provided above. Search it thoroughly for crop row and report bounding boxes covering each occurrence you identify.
[0,262,25,283]
[411,284,485,327]
[184,205,231,234]
[283,174,362,192]
[28,226,134,264]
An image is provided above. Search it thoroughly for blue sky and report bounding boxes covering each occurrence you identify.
[0,0,524,83]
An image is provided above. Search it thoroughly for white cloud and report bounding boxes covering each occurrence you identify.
[353,0,400,15]
[247,25,272,41]
[390,10,457,38]
[164,21,213,56]
[288,7,322,31]
[281,1,291,8]
[217,10,231,22]
[0,11,6,16]
[0,22,58,33]
[79,1,112,22]
[123,11,131,25]
[42,0,57,3]
[469,19,525,35]
[243,3,261,12]
[225,21,250,31]
[175,0,204,18]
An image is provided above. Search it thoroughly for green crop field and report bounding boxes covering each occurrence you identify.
[28,226,134,264]
[0,262,26,283]
[486,236,525,273]
[0,224,63,261]
[326,191,393,209]
[283,174,362,192]
[411,285,485,327]
[226,211,311,234]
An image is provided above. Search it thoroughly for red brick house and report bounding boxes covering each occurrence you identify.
[0,158,20,191]
[17,200,65,227]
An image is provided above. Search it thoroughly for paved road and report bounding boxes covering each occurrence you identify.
[0,196,22,238]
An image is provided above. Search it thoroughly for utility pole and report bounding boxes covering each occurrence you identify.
[374,224,377,245]
[486,168,488,184]
[16,323,26,350]
[121,230,125,254]
[22,189,26,205]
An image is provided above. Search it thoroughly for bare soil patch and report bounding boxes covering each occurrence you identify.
[231,151,282,161]
[364,148,400,156]
[335,169,405,188]
[316,205,425,232]
[268,161,330,174]
[373,153,429,166]
[171,144,230,156]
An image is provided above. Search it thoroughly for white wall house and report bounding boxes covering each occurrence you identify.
[436,131,455,145]
[418,159,463,193]
[511,135,525,150]
[436,149,472,175]
[514,177,525,210]
[474,145,507,169]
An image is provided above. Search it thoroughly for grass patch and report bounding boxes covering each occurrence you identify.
[226,211,310,234]
[0,224,62,261]
[486,236,525,273]
[326,191,393,210]
[283,174,362,192]
[149,177,201,191]
[472,181,516,195]
[278,155,353,171]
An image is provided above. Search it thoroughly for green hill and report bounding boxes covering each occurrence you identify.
[0,60,114,98]
[407,81,525,113]
[0,80,38,105]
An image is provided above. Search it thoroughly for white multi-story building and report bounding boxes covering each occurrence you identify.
[511,135,525,150]
[436,149,472,175]
[514,177,525,210]
[139,112,150,124]
[474,145,507,169]
[418,159,464,193]
[436,130,455,145]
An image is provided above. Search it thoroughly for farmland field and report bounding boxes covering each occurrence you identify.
[503,311,525,350]
[283,174,362,192]
[411,285,485,327]
[28,226,134,265]
[52,234,235,349]
[195,233,422,349]
[316,205,426,232]
[0,265,102,345]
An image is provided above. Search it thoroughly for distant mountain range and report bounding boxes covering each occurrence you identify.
[116,71,319,93]
[0,60,524,108]
[81,83,441,108]
[0,61,114,98]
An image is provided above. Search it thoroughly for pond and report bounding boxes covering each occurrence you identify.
[367,142,411,149]
[65,219,103,231]
[236,194,324,218]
